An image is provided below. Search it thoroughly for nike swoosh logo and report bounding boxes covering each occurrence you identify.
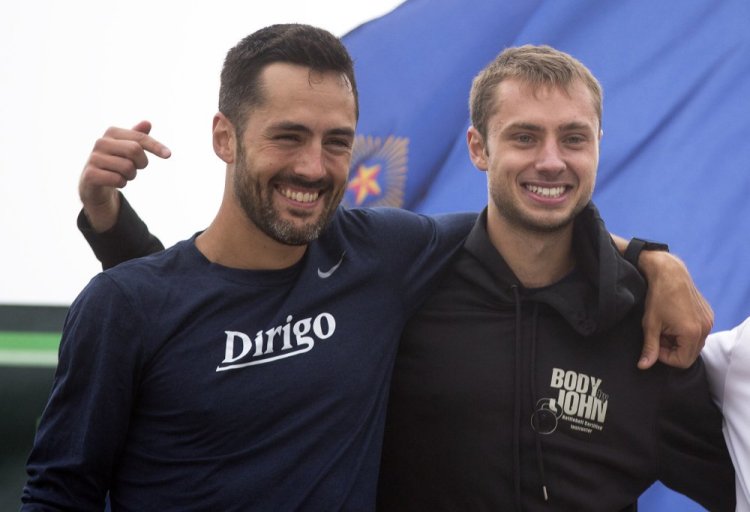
[318,252,345,279]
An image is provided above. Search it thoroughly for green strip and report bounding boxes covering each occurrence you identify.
[0,331,60,367]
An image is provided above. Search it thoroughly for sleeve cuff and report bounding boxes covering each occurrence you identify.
[77,192,164,269]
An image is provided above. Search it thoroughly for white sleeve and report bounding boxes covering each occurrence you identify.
[703,317,750,512]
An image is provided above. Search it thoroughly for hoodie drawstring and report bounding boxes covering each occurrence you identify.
[511,285,523,512]
[511,288,551,509]
[530,303,550,503]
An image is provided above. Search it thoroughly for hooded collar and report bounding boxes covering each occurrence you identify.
[463,203,646,336]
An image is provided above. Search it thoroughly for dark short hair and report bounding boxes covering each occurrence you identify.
[469,45,603,140]
[219,24,358,133]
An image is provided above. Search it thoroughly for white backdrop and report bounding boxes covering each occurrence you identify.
[0,0,404,306]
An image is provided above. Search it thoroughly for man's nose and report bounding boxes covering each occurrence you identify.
[535,140,566,174]
[293,144,326,180]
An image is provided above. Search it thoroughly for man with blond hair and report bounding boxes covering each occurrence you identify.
[378,45,734,511]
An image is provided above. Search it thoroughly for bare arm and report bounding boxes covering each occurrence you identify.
[612,235,713,370]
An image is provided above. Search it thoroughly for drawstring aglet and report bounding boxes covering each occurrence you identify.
[542,485,549,502]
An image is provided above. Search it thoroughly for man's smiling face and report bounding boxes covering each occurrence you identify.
[469,77,601,235]
[232,62,356,245]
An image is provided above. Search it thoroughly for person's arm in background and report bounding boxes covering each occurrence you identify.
[611,235,713,370]
[656,354,736,512]
[703,318,750,512]
[78,121,170,269]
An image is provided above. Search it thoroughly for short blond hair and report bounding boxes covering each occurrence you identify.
[469,45,603,139]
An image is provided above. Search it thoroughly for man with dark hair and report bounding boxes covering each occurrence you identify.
[377,45,734,511]
[29,26,718,511]
[22,24,473,511]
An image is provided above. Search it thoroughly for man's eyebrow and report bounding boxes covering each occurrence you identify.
[502,121,595,134]
[504,122,543,132]
[268,122,312,133]
[327,127,356,138]
[557,121,595,133]
[267,122,355,138]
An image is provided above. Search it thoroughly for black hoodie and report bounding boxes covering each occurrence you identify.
[378,204,734,511]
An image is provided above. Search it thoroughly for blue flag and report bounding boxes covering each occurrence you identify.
[342,0,750,509]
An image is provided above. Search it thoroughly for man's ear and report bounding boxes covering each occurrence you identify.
[467,126,489,171]
[213,112,236,164]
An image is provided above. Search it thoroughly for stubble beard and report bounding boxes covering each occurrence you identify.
[233,144,344,246]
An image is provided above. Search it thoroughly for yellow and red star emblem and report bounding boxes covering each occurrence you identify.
[347,163,383,205]
[344,135,408,208]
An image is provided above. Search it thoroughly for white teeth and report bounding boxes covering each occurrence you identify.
[526,185,566,198]
[281,188,319,203]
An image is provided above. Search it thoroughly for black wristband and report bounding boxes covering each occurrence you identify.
[624,238,670,268]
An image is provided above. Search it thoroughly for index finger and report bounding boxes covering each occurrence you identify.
[102,125,171,160]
